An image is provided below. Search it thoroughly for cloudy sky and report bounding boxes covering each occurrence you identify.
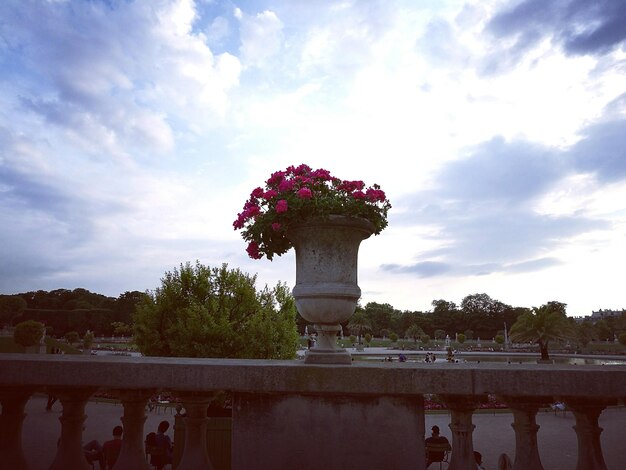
[1,0,625,316]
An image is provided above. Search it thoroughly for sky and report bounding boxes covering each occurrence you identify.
[1,0,625,317]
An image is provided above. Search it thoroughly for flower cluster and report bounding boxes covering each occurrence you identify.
[234,164,391,260]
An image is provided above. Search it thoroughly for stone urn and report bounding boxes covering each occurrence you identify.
[287,215,375,364]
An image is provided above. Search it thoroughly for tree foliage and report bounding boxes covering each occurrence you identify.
[13,320,45,347]
[0,295,27,326]
[133,262,299,359]
[7,289,146,337]
[405,323,424,343]
[509,301,574,360]
[347,310,372,344]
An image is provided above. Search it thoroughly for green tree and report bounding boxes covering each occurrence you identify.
[576,320,598,348]
[363,302,397,337]
[405,324,424,344]
[0,295,27,327]
[594,320,612,341]
[509,301,574,361]
[133,262,298,359]
[83,330,94,350]
[348,311,372,345]
[457,333,466,344]
[13,320,44,348]
[111,321,132,337]
[65,331,80,344]
[618,333,626,346]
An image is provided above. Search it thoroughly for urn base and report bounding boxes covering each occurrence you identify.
[305,324,351,364]
[304,348,352,364]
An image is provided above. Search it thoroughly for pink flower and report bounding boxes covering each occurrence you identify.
[311,169,331,180]
[275,199,288,213]
[243,205,260,218]
[366,188,386,202]
[251,187,264,198]
[291,164,311,176]
[271,222,281,231]
[246,241,262,259]
[296,187,313,199]
[339,180,365,192]
[233,214,245,230]
[278,179,295,192]
[352,190,366,199]
[266,171,284,186]
[263,189,278,199]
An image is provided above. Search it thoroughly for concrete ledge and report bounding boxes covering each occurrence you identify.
[1,354,625,398]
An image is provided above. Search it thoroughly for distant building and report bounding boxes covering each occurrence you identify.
[590,309,625,321]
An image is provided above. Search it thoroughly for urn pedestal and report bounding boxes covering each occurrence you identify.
[287,215,375,364]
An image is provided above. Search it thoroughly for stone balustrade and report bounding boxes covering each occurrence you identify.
[1,353,625,470]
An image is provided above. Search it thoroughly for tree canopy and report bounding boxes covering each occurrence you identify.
[133,262,299,359]
[13,320,45,348]
[509,301,574,360]
[0,295,27,327]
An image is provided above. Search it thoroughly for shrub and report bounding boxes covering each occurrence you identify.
[494,335,504,344]
[65,331,80,344]
[83,330,94,349]
[421,334,430,345]
[389,332,398,343]
[364,333,372,344]
[457,333,466,344]
[13,320,45,348]
[619,333,626,346]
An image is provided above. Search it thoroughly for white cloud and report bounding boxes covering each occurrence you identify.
[1,0,626,316]
[237,10,284,68]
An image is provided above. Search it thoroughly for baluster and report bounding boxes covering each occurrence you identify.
[0,387,34,470]
[442,395,479,470]
[115,389,154,470]
[49,388,96,470]
[567,399,609,470]
[177,393,214,470]
[504,396,548,470]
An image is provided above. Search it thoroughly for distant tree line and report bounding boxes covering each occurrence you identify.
[0,289,147,337]
[324,293,527,341]
[2,286,625,350]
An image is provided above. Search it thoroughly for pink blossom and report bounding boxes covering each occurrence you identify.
[275,199,288,213]
[339,180,365,192]
[278,179,295,192]
[366,188,386,202]
[352,190,366,199]
[263,189,278,199]
[251,187,264,198]
[271,222,281,231]
[311,169,331,180]
[246,241,262,259]
[266,171,284,186]
[243,205,260,218]
[291,164,311,175]
[296,187,313,199]
[233,214,245,230]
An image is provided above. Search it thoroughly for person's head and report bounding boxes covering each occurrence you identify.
[431,425,440,436]
[474,451,483,464]
[112,426,123,438]
[157,420,170,433]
